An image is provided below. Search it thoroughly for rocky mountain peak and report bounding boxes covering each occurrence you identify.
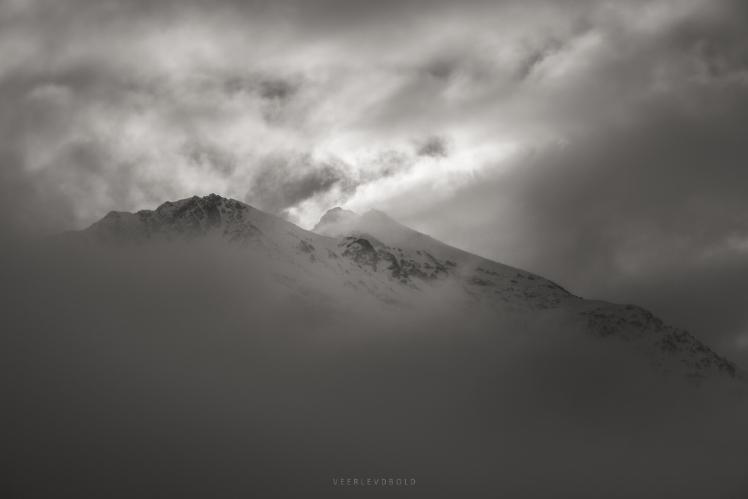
[86,194,262,242]
[71,194,740,382]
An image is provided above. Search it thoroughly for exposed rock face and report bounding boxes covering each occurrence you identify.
[75,194,739,381]
[581,303,736,380]
[88,194,264,243]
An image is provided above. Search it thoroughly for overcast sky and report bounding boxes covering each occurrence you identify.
[2,0,748,364]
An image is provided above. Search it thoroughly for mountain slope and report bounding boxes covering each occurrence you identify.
[77,194,738,381]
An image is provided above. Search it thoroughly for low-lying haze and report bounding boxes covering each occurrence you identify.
[3,239,747,497]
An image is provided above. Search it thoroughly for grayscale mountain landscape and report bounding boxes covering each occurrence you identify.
[4,0,748,497]
[77,194,739,382]
[5,193,746,498]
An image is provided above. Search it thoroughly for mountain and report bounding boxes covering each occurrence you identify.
[77,193,738,381]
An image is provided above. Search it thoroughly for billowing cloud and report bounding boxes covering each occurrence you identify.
[246,154,353,215]
[0,0,616,229]
[2,0,748,363]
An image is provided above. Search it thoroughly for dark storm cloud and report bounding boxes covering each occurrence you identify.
[515,37,569,81]
[416,135,450,158]
[259,78,297,101]
[423,58,458,81]
[246,154,353,214]
[245,151,414,216]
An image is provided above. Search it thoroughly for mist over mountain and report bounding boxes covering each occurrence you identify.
[4,194,747,498]
[4,0,748,496]
[77,194,739,381]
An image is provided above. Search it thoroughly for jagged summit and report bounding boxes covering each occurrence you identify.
[97,193,242,224]
[71,194,739,381]
[86,193,319,245]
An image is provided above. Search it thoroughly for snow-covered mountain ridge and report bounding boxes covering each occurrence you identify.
[77,194,738,381]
